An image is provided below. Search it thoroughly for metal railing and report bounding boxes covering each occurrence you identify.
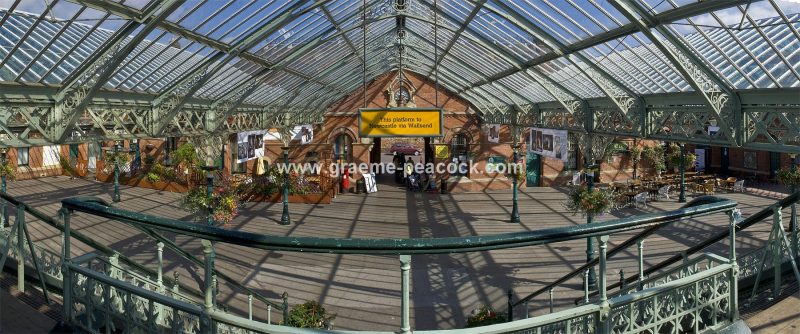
[511,191,799,315]
[56,195,739,333]
[0,192,286,323]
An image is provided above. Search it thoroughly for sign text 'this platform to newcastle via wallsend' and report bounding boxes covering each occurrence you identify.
[358,108,443,137]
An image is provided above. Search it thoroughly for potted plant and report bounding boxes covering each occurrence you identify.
[0,159,16,181]
[629,145,643,178]
[563,183,614,217]
[59,156,78,179]
[285,301,336,329]
[643,145,666,177]
[667,144,697,172]
[466,306,507,328]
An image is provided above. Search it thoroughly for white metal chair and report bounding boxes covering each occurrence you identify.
[634,192,649,209]
[657,185,671,200]
[733,180,745,192]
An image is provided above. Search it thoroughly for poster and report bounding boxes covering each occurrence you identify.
[529,127,568,162]
[299,124,313,144]
[486,124,500,143]
[695,149,705,172]
[435,145,449,159]
[236,130,266,163]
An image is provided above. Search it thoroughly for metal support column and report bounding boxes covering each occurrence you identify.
[598,235,610,332]
[0,148,7,230]
[280,147,291,225]
[399,254,411,334]
[112,142,121,203]
[586,165,598,290]
[511,144,520,224]
[204,168,215,226]
[790,154,798,259]
[201,240,216,333]
[679,144,686,203]
[637,239,645,291]
[729,209,739,321]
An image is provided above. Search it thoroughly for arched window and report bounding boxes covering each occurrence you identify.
[450,133,470,176]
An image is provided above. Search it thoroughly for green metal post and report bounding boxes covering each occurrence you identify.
[507,288,513,321]
[511,144,520,224]
[773,207,782,299]
[400,254,411,334]
[157,242,164,289]
[729,209,739,321]
[201,240,216,333]
[1,150,6,231]
[206,170,214,226]
[16,204,24,293]
[280,147,291,225]
[598,235,610,333]
[112,143,121,203]
[637,239,644,291]
[679,144,686,203]
[60,208,72,323]
[586,165,597,290]
[790,155,797,259]
[282,292,289,325]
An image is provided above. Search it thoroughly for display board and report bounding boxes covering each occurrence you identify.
[358,108,442,137]
[363,173,377,193]
[236,130,266,163]
[529,127,568,162]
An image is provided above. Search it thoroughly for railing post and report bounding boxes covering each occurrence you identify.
[637,239,645,291]
[267,303,272,324]
[173,271,180,295]
[583,269,590,304]
[548,288,554,313]
[212,274,218,308]
[507,289,513,322]
[524,301,529,319]
[201,240,215,333]
[598,235,610,334]
[282,292,289,325]
[399,254,411,333]
[156,242,164,289]
[773,207,782,300]
[729,209,739,321]
[16,204,25,293]
[618,269,625,292]
[248,294,253,321]
[59,208,72,324]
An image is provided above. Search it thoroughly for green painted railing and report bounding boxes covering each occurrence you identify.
[55,195,741,333]
[0,192,285,322]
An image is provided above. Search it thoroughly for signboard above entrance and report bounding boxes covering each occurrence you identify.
[358,108,443,137]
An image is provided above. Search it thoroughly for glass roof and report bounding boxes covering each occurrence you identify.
[1,0,798,113]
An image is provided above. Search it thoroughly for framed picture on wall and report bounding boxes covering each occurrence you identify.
[743,151,757,170]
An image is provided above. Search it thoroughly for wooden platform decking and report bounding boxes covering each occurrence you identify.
[1,176,796,331]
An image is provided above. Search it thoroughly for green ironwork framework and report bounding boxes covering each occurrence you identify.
[0,0,798,152]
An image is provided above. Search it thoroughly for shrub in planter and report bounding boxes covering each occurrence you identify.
[145,171,161,184]
[181,175,239,226]
[285,301,335,329]
[466,306,506,328]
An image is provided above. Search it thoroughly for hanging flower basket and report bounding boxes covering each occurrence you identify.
[181,176,240,226]
[0,161,15,180]
[102,151,131,174]
[563,184,614,217]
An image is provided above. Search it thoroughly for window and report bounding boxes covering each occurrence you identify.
[17,147,29,166]
[566,133,578,170]
[334,135,352,163]
[164,137,178,165]
[231,145,246,174]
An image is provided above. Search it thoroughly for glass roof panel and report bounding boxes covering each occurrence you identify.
[498,72,553,103]
[536,58,603,99]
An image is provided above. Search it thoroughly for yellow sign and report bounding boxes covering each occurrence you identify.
[359,108,442,137]
[435,146,449,159]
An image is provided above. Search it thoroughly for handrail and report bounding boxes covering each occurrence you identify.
[575,190,800,303]
[0,192,281,312]
[511,195,735,307]
[62,196,736,255]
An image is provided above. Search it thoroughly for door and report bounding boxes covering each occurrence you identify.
[770,152,781,179]
[526,152,541,187]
